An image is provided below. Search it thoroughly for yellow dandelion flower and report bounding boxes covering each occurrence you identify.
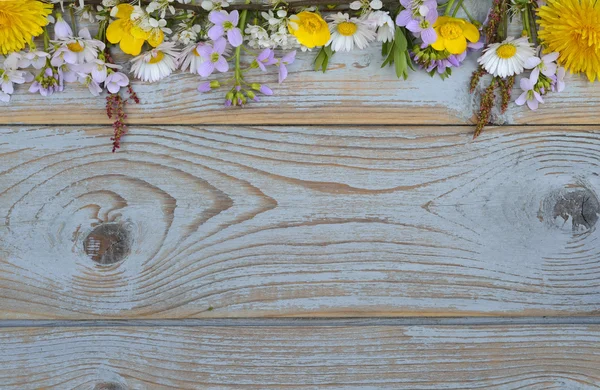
[538,0,600,82]
[431,16,480,55]
[288,11,330,49]
[106,4,149,56]
[0,0,52,55]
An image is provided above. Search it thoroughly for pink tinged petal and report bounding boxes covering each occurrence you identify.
[2,82,14,94]
[213,37,227,54]
[209,10,228,25]
[420,27,437,45]
[520,77,533,91]
[395,10,412,27]
[198,81,211,92]
[524,56,541,69]
[208,25,225,40]
[227,28,243,47]
[530,68,540,84]
[526,97,539,110]
[214,56,229,72]
[282,50,296,64]
[198,61,215,77]
[229,10,239,26]
[278,63,288,84]
[543,63,557,77]
[406,20,421,33]
[543,52,559,63]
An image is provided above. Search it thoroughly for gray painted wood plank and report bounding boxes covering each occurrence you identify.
[1,125,599,319]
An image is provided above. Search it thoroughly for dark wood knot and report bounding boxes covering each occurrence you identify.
[552,187,599,231]
[83,223,131,265]
[94,383,126,390]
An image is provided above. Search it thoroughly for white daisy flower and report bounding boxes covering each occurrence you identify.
[131,42,179,83]
[477,36,536,78]
[178,42,207,74]
[363,11,395,43]
[327,13,376,52]
[51,28,105,67]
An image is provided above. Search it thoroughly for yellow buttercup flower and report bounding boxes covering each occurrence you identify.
[0,0,52,55]
[288,11,330,48]
[538,0,600,82]
[106,4,149,56]
[431,16,480,55]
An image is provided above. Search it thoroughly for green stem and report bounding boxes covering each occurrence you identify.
[444,0,456,16]
[234,9,248,84]
[451,0,465,17]
[521,9,531,42]
[460,2,475,23]
[69,6,78,34]
[43,27,50,51]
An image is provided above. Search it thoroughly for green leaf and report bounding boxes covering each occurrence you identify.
[314,48,326,72]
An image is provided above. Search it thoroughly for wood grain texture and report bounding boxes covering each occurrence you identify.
[1,325,600,389]
[5,50,600,126]
[1,125,599,319]
[2,0,598,126]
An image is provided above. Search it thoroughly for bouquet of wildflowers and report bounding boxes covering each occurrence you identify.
[0,0,598,147]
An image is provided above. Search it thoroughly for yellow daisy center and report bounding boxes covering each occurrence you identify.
[337,21,357,36]
[439,23,462,40]
[67,42,85,53]
[193,47,201,56]
[496,43,517,59]
[148,51,164,64]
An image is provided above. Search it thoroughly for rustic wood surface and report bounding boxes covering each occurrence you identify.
[2,1,600,381]
[1,323,600,389]
[1,125,599,319]
[4,50,600,126]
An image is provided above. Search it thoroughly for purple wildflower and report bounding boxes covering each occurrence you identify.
[255,49,277,71]
[197,38,229,77]
[396,0,438,45]
[198,82,212,93]
[277,51,296,84]
[208,10,243,47]
[515,70,544,110]
[29,67,63,96]
[105,72,129,94]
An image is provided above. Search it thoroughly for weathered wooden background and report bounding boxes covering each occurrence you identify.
[1,0,600,387]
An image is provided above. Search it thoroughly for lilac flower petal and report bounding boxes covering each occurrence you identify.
[258,61,266,72]
[259,85,273,95]
[229,10,239,26]
[520,77,533,91]
[515,92,527,106]
[543,52,559,63]
[526,97,539,110]
[209,10,228,25]
[213,37,227,54]
[208,25,225,40]
[198,61,215,77]
[447,55,460,67]
[405,20,421,33]
[543,62,557,77]
[214,56,229,72]
[257,48,272,62]
[534,91,544,103]
[281,50,296,64]
[2,82,14,94]
[198,82,212,92]
[425,7,438,22]
[395,10,412,27]
[420,27,437,45]
[227,28,243,47]
[530,68,540,83]
[524,57,541,69]
[197,44,213,58]
[278,63,288,84]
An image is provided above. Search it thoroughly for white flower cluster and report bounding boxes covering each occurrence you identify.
[246,10,300,51]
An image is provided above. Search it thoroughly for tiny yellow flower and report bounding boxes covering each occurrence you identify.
[288,11,330,49]
[106,4,149,56]
[431,16,480,55]
[0,0,52,55]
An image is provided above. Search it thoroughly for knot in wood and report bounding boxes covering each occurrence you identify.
[83,223,131,265]
[550,187,599,231]
[94,383,126,390]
